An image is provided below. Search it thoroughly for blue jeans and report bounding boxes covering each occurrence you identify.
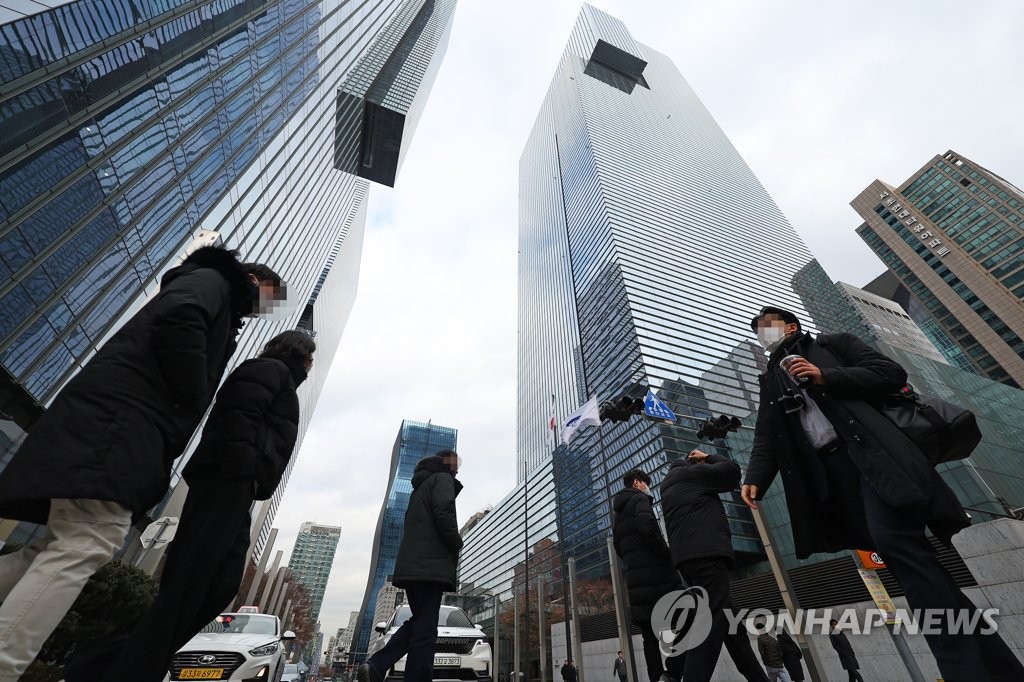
[367,582,444,682]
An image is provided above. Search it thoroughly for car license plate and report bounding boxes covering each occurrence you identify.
[179,669,224,679]
[434,656,461,667]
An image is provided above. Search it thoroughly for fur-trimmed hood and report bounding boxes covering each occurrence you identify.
[162,246,254,318]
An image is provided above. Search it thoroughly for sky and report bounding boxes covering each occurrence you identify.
[266,0,1024,639]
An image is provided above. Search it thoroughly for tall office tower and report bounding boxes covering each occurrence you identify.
[460,7,1024,679]
[862,269,978,373]
[836,281,947,363]
[517,4,816,483]
[352,419,456,659]
[516,1,812,557]
[791,262,948,364]
[853,150,1024,387]
[0,0,457,546]
[288,521,341,622]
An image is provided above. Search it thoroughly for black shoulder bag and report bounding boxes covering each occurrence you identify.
[817,335,981,466]
[875,384,981,466]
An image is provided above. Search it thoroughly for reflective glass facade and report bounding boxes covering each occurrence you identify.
[854,151,1024,386]
[352,419,457,659]
[460,6,1024,677]
[0,0,456,546]
[515,2,809,574]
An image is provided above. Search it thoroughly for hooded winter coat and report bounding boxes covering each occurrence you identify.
[182,354,304,500]
[0,247,254,523]
[829,630,859,671]
[611,487,681,624]
[776,630,805,681]
[745,331,970,559]
[661,453,742,568]
[392,455,464,591]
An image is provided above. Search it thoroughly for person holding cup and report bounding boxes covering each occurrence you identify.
[742,306,1023,682]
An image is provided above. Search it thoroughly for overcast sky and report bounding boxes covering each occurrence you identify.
[268,0,1024,639]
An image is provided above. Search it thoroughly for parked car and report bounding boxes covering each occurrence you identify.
[366,604,492,681]
[281,662,302,681]
[167,612,295,681]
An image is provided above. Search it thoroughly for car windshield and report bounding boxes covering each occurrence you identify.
[284,664,298,673]
[199,614,278,636]
[392,606,474,629]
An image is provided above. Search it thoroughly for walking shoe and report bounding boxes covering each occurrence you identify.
[357,662,383,682]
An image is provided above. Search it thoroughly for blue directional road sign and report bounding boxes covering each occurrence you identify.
[643,389,677,423]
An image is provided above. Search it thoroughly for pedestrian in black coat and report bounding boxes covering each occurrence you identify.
[742,306,1024,682]
[828,620,863,682]
[360,451,463,682]
[79,331,314,682]
[560,659,578,682]
[775,630,805,681]
[0,246,281,680]
[612,469,684,682]
[661,451,768,682]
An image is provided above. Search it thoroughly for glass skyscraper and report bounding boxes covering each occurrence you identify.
[459,6,1024,678]
[352,419,456,660]
[0,0,457,547]
[853,150,1024,386]
[288,521,342,622]
[515,1,811,572]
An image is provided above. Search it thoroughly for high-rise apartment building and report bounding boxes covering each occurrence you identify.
[352,419,456,659]
[0,0,456,547]
[288,520,341,622]
[853,150,1024,387]
[459,7,1024,679]
[370,580,404,629]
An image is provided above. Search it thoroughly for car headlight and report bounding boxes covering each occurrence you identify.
[249,642,279,656]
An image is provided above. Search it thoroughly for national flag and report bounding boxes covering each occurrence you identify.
[548,393,558,448]
[561,395,603,444]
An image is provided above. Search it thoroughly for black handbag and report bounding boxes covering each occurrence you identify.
[877,384,981,465]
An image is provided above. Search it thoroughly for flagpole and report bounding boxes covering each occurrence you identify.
[522,443,530,682]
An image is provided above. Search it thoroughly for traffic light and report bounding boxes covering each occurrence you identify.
[600,395,644,422]
[696,415,742,441]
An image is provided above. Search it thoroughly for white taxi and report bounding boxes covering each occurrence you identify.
[166,612,295,681]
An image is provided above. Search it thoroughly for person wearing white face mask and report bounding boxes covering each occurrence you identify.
[742,306,1024,682]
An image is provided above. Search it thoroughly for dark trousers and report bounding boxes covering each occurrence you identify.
[676,557,732,682]
[845,669,864,682]
[824,448,1024,682]
[98,478,253,682]
[368,581,444,682]
[637,618,684,681]
[724,630,771,682]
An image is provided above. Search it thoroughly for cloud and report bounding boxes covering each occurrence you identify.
[271,0,1024,637]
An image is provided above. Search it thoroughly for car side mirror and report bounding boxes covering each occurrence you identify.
[375,622,388,633]
[282,630,296,640]
[474,623,483,628]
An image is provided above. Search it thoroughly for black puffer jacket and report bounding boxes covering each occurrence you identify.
[0,247,252,522]
[661,453,741,568]
[182,355,303,500]
[611,487,681,623]
[392,455,463,591]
